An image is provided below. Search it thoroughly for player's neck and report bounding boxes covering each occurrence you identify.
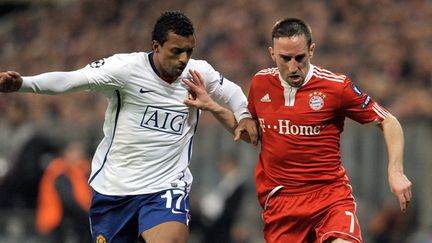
[148,52,177,84]
[160,76,177,83]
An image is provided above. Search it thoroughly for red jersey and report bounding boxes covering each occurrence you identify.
[248,64,389,206]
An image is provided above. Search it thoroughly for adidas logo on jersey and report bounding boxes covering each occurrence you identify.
[261,93,271,102]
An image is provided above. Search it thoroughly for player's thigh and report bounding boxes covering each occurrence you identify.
[137,189,191,242]
[262,193,314,242]
[90,190,140,243]
[317,184,362,242]
[141,221,188,243]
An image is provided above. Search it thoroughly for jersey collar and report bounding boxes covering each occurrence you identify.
[148,51,177,84]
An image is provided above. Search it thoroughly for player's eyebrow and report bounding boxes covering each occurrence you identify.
[172,47,194,55]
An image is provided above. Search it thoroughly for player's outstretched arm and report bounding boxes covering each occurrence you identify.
[379,113,412,212]
[0,71,23,92]
[2,68,92,95]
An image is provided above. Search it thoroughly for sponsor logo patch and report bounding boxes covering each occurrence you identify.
[141,106,188,135]
[258,118,322,135]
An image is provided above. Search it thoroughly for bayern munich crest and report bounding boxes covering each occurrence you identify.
[309,92,326,110]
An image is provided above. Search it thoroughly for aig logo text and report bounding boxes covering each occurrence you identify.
[141,106,188,135]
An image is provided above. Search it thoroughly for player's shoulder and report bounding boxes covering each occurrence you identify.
[254,67,279,77]
[108,52,147,64]
[311,65,347,84]
[247,68,279,90]
[187,58,213,71]
[251,68,279,86]
[87,52,145,69]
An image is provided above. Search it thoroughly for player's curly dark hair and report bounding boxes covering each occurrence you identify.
[152,11,194,45]
[271,18,313,47]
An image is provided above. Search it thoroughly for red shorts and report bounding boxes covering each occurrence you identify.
[262,181,362,243]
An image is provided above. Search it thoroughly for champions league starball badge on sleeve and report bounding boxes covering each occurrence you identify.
[89,59,106,68]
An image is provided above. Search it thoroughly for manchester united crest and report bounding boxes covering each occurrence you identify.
[96,234,107,243]
[309,92,326,110]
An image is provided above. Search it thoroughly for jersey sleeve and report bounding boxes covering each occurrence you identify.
[247,75,258,119]
[78,54,130,92]
[20,71,90,94]
[195,61,251,121]
[341,78,389,125]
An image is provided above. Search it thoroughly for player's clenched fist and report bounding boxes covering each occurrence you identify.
[0,71,23,92]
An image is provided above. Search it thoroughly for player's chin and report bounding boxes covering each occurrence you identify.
[174,67,185,76]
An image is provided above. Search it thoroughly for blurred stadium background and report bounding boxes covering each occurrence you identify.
[0,0,431,242]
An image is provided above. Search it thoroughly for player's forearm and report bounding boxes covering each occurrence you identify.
[208,102,237,134]
[222,81,251,121]
[381,114,405,174]
[20,71,89,94]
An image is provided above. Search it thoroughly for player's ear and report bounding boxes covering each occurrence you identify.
[309,43,315,58]
[268,46,276,62]
[152,40,161,52]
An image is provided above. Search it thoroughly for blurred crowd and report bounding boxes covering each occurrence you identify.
[1,0,432,126]
[0,0,431,242]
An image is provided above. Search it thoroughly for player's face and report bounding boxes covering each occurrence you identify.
[269,35,315,87]
[153,32,195,79]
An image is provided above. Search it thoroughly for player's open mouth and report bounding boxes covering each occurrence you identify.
[290,75,302,82]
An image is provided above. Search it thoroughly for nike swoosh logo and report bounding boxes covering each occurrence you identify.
[139,88,155,94]
[171,208,184,214]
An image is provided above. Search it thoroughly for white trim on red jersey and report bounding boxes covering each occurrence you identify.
[313,66,346,83]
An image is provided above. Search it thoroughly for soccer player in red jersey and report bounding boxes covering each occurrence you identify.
[247,18,413,242]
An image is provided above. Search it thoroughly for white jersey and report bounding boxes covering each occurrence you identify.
[20,52,250,196]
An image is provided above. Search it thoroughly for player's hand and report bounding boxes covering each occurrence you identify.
[183,69,218,111]
[388,171,412,212]
[0,71,23,93]
[234,118,260,147]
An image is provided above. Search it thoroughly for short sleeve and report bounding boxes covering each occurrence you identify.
[247,76,257,119]
[342,78,389,125]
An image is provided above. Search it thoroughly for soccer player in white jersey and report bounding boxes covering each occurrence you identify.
[0,11,258,243]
